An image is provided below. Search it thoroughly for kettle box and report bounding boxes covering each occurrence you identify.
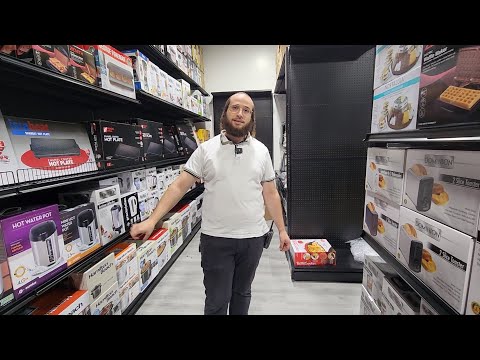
[0,205,67,299]
[466,239,480,315]
[121,191,140,229]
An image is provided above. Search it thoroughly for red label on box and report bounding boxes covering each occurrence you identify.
[21,149,90,170]
[290,239,336,266]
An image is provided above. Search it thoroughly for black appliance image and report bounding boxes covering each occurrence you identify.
[113,143,140,160]
[365,203,378,236]
[399,224,423,273]
[91,284,102,299]
[406,168,434,212]
[30,138,81,158]
[140,259,152,284]
[145,141,164,157]
[29,220,61,268]
[77,209,97,248]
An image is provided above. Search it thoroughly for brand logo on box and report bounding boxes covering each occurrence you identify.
[7,118,50,136]
[425,155,454,169]
[415,218,441,241]
[103,127,115,133]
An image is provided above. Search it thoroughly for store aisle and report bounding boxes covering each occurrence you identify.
[136,230,362,315]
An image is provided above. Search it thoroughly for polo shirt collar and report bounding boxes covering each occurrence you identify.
[220,130,251,145]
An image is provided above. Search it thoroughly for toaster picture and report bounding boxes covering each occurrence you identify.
[406,168,434,212]
[399,224,423,273]
[365,203,378,236]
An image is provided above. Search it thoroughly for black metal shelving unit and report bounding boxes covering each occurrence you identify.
[123,220,202,315]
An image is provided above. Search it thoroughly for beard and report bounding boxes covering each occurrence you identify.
[221,116,254,138]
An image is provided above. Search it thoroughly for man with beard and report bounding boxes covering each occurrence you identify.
[130,92,290,315]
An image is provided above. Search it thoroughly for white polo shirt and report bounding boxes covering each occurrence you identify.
[184,130,275,238]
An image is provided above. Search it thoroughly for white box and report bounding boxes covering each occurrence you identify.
[374,45,423,90]
[118,273,140,313]
[106,242,139,289]
[148,228,170,272]
[117,171,136,194]
[380,292,396,315]
[397,207,475,313]
[167,45,177,64]
[403,149,480,237]
[0,113,19,185]
[157,67,169,101]
[362,255,396,310]
[120,191,141,229]
[158,212,182,255]
[145,167,158,192]
[174,203,191,243]
[174,78,183,107]
[147,62,159,97]
[90,281,121,315]
[70,253,116,304]
[132,169,147,192]
[366,148,406,205]
[124,240,157,292]
[180,79,191,109]
[363,191,400,255]
[371,66,420,133]
[122,49,150,93]
[382,273,420,315]
[420,298,438,315]
[167,75,176,104]
[360,285,381,315]
[28,289,91,315]
[466,239,480,315]
[138,190,150,222]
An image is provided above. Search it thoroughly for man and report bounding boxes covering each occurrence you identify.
[130,92,290,315]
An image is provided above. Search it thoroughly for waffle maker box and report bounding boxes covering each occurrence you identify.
[67,45,98,86]
[417,45,480,128]
[32,45,70,75]
[397,206,474,314]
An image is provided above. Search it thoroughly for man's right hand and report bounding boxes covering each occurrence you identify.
[130,219,156,240]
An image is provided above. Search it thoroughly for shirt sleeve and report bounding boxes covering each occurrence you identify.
[262,150,275,182]
[184,145,204,179]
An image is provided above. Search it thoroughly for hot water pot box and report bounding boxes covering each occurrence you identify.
[0,205,67,299]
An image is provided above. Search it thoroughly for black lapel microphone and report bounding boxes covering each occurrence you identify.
[235,144,243,155]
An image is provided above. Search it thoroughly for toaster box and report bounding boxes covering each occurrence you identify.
[122,49,150,92]
[371,66,421,134]
[148,228,170,272]
[60,203,101,266]
[4,116,97,183]
[360,285,381,315]
[0,250,14,307]
[466,239,480,315]
[417,45,480,129]
[382,272,421,315]
[70,252,116,304]
[121,191,141,229]
[31,45,69,75]
[132,118,165,162]
[289,239,336,266]
[124,239,157,292]
[397,206,475,313]
[365,147,406,205]
[91,45,136,99]
[373,45,423,90]
[420,298,438,315]
[28,288,91,315]
[162,124,183,159]
[0,205,67,299]
[138,190,151,222]
[176,121,198,156]
[0,113,19,186]
[362,255,397,310]
[59,184,125,246]
[106,242,139,289]
[90,281,121,315]
[363,191,400,255]
[166,45,177,64]
[67,45,97,86]
[118,272,140,313]
[88,120,143,169]
[403,149,480,237]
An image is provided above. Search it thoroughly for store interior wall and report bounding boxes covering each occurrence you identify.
[202,45,283,170]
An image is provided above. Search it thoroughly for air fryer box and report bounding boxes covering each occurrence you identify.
[360,285,381,315]
[28,288,90,315]
[91,45,136,99]
[106,242,139,289]
[32,45,69,75]
[90,281,121,315]
[59,184,125,246]
[466,239,480,315]
[362,255,396,310]
[172,203,191,243]
[124,239,157,292]
[371,66,421,134]
[4,116,97,183]
[118,272,140,313]
[67,45,97,85]
[365,147,406,205]
[363,191,400,255]
[417,45,480,129]
[0,113,19,186]
[0,205,67,299]
[60,203,101,266]
[373,45,423,90]
[382,273,421,315]
[122,49,150,92]
[121,191,140,229]
[132,118,164,162]
[70,252,116,304]
[162,124,184,158]
[397,207,475,314]
[403,149,480,237]
[289,239,336,266]
[148,228,170,272]
[176,121,198,156]
[88,120,143,169]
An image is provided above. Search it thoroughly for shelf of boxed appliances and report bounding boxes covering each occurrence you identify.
[0,157,189,200]
[136,90,211,123]
[114,45,208,96]
[363,233,459,315]
[0,53,141,108]
[285,246,363,282]
[123,220,202,315]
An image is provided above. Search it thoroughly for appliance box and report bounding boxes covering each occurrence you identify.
[92,45,136,99]
[29,289,90,315]
[403,149,480,237]
[158,212,183,256]
[121,49,150,92]
[132,169,147,193]
[116,171,135,194]
[176,121,198,156]
[365,147,406,205]
[289,239,336,266]
[106,242,139,289]
[466,239,480,315]
[67,45,97,85]
[417,45,480,129]
[148,228,170,272]
[90,281,121,315]
[373,45,423,90]
[174,78,183,107]
[124,240,157,292]
[0,112,19,185]
[32,45,70,75]
[132,118,164,162]
[362,255,397,311]
[157,67,169,101]
[70,252,116,304]
[397,206,475,314]
[4,116,97,183]
[121,191,141,229]
[60,203,101,266]
[0,245,15,307]
[0,205,67,299]
[382,273,421,315]
[360,285,381,315]
[145,167,158,192]
[180,79,191,108]
[88,120,143,169]
[147,62,159,97]
[166,74,176,104]
[118,273,141,313]
[162,124,183,158]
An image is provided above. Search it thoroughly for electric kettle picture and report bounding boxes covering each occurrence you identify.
[111,205,123,233]
[77,209,98,249]
[128,196,138,217]
[29,220,61,269]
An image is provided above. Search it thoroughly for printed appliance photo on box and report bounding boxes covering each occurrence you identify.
[0,237,15,307]
[106,242,139,289]
[360,285,381,315]
[403,149,480,237]
[0,112,18,185]
[132,118,164,162]
[67,45,97,85]
[32,45,70,75]
[397,207,475,314]
[466,239,480,315]
[371,66,420,134]
[122,49,150,92]
[90,281,121,315]
[365,147,405,205]
[4,116,97,183]
[148,228,170,272]
[0,205,67,299]
[363,191,400,255]
[289,239,336,266]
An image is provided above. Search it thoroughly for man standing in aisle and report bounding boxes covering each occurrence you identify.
[130,92,290,315]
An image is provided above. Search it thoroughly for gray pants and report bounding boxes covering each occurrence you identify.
[199,233,264,315]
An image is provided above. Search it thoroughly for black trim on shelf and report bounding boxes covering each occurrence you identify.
[289,45,374,63]
[274,52,286,94]
[114,45,208,96]
[123,220,201,315]
[363,233,459,315]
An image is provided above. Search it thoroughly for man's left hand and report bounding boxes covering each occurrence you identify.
[279,230,290,252]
